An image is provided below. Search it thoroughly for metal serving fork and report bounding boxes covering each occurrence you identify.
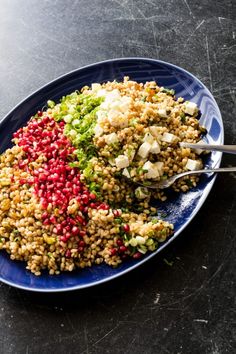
[138,167,236,189]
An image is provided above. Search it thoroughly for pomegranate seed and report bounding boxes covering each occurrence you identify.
[19,178,27,185]
[98,203,109,210]
[119,246,127,253]
[133,252,142,259]
[117,239,123,246]
[71,226,79,236]
[113,209,121,217]
[42,212,48,219]
[123,224,130,233]
[89,193,96,200]
[65,250,71,258]
[60,236,67,242]
[65,232,71,239]
[56,224,62,233]
[49,215,57,224]
[110,248,117,256]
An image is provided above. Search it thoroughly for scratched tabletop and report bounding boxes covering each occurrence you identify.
[0,1,236,353]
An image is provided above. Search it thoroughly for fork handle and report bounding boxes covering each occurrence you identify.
[179,166,236,178]
[180,143,236,154]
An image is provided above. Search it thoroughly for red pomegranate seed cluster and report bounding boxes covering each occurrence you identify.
[11,113,142,262]
[13,114,98,247]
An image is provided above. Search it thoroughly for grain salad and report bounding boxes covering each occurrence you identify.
[0,78,206,275]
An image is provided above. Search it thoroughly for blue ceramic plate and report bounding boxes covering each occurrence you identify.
[0,58,223,292]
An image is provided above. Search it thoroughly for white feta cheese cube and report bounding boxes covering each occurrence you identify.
[143,161,159,179]
[157,108,168,118]
[104,132,119,145]
[96,89,108,98]
[94,124,103,137]
[96,109,106,123]
[91,83,102,92]
[137,142,152,159]
[135,187,150,199]
[136,236,146,245]
[118,96,131,113]
[115,155,129,169]
[122,168,130,178]
[143,133,154,144]
[150,140,160,154]
[105,89,121,103]
[108,110,128,128]
[184,101,197,116]
[161,132,178,143]
[185,158,202,171]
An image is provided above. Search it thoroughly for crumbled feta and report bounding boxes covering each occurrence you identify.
[104,132,119,145]
[105,89,121,102]
[157,108,168,118]
[185,158,202,171]
[143,133,154,144]
[96,109,106,123]
[135,187,150,199]
[137,142,152,159]
[122,168,130,178]
[161,132,178,143]
[184,101,197,116]
[96,89,108,98]
[150,140,160,154]
[115,155,129,169]
[108,109,128,128]
[111,96,131,113]
[94,124,103,137]
[143,161,159,179]
[91,83,102,92]
[136,236,146,245]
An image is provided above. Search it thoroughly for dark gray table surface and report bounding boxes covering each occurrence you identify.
[0,1,235,353]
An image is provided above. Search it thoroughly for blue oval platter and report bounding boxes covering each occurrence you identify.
[0,58,223,292]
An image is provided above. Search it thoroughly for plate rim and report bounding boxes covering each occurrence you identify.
[0,57,224,292]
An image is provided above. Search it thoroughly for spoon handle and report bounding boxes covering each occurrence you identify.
[179,143,236,154]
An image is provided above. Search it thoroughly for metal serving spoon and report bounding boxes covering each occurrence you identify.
[138,167,236,189]
[179,142,236,154]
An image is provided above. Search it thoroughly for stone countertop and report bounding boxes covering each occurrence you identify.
[0,1,235,353]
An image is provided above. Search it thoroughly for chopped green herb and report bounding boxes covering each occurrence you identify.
[162,88,175,96]
[47,100,55,108]
[151,218,159,224]
[180,112,186,123]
